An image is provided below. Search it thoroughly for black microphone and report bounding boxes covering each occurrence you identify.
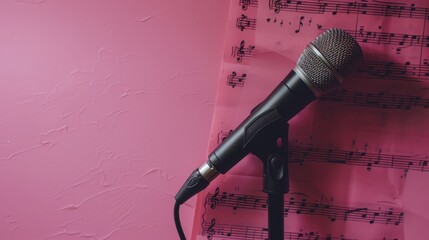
[175,28,363,204]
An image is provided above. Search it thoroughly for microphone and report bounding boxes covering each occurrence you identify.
[175,28,363,204]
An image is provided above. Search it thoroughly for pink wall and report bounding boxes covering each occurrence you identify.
[0,1,228,239]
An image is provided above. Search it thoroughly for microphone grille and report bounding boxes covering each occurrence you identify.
[297,28,363,93]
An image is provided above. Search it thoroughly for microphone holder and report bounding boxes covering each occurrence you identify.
[251,121,289,240]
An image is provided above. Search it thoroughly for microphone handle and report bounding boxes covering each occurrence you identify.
[208,70,317,174]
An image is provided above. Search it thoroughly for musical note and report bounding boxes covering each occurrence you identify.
[216,225,232,238]
[395,212,404,225]
[369,211,380,224]
[319,2,327,14]
[295,16,305,33]
[284,197,295,216]
[396,47,402,55]
[360,2,368,15]
[384,209,394,225]
[233,195,248,210]
[210,187,220,209]
[328,212,337,222]
[231,40,255,62]
[236,14,257,31]
[272,0,285,14]
[419,158,428,172]
[239,0,259,10]
[344,208,368,222]
[296,198,306,214]
[266,16,290,27]
[227,71,247,88]
[207,218,216,240]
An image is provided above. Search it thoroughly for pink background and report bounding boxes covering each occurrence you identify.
[0,1,228,239]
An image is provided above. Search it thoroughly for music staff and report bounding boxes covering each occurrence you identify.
[202,219,365,240]
[215,129,429,173]
[288,145,429,174]
[227,71,247,88]
[318,88,429,110]
[236,14,257,31]
[355,60,429,82]
[267,23,429,50]
[346,28,429,48]
[231,40,255,62]
[205,190,404,225]
[269,0,429,20]
[240,0,259,10]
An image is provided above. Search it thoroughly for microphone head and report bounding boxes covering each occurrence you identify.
[296,28,363,95]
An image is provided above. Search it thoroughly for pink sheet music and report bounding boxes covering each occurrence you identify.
[192,0,429,239]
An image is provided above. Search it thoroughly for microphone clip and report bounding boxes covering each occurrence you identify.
[251,122,289,195]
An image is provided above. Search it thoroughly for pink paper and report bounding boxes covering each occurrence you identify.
[192,0,429,239]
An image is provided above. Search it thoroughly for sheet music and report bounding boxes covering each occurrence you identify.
[192,0,429,239]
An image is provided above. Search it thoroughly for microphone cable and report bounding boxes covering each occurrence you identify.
[174,201,186,240]
[174,168,211,239]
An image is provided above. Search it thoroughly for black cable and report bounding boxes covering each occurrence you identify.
[174,201,186,240]
[175,169,209,239]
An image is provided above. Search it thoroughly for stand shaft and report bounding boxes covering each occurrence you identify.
[268,193,284,240]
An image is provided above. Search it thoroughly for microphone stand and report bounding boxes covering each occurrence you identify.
[252,122,289,240]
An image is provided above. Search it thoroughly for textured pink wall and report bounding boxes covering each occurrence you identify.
[0,1,228,239]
